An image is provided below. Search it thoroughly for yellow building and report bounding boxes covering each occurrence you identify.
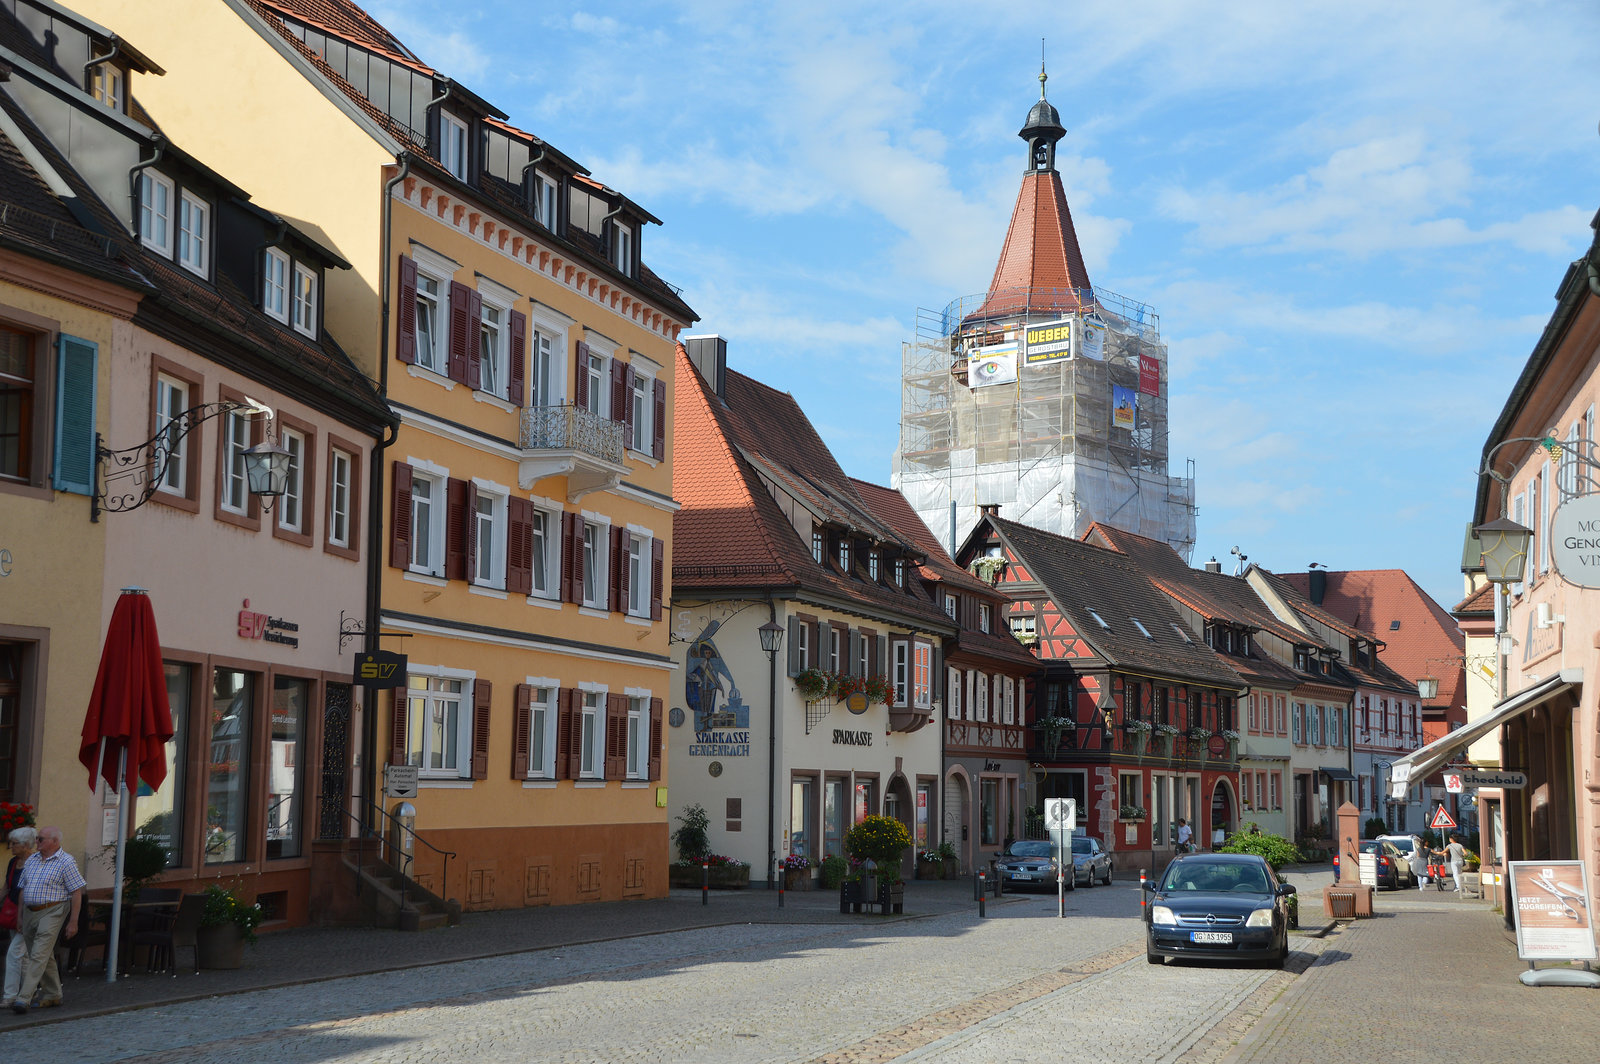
[75,0,697,909]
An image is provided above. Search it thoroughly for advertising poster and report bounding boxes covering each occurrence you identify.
[916,789,928,847]
[1023,317,1074,364]
[1075,316,1105,360]
[1139,354,1160,396]
[1508,861,1598,961]
[1112,385,1137,430]
[968,343,1018,388]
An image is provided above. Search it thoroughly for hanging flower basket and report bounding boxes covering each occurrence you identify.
[969,556,1007,584]
[795,668,829,701]
[1034,715,1072,753]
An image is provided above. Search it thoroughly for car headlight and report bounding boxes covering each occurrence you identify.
[1150,905,1177,925]
[1245,908,1274,928]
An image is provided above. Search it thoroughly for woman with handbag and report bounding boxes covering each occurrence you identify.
[3,827,37,1007]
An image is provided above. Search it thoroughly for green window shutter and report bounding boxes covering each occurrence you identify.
[52,334,98,495]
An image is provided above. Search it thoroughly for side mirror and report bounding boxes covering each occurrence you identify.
[1142,880,1156,892]
[1277,883,1296,896]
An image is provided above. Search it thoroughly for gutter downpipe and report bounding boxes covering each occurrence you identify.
[126,135,164,236]
[83,41,121,94]
[519,145,548,211]
[767,595,779,890]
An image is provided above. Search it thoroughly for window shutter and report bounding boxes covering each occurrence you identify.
[786,617,801,677]
[388,689,407,768]
[561,511,582,603]
[446,477,470,581]
[875,635,886,679]
[507,309,527,406]
[812,621,824,669]
[848,631,862,676]
[396,256,417,365]
[464,287,484,390]
[52,334,97,495]
[567,690,586,778]
[652,377,666,460]
[648,697,663,781]
[573,340,590,409]
[931,643,942,706]
[389,462,413,570]
[604,693,627,779]
[471,679,491,780]
[610,357,627,422]
[609,524,626,613]
[447,281,473,384]
[650,537,664,620]
[555,688,574,780]
[506,497,533,595]
[622,362,636,443]
[511,684,531,778]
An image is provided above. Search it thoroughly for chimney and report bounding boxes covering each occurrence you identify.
[1204,557,1221,573]
[979,503,1001,516]
[683,334,727,400]
[1309,569,1327,605]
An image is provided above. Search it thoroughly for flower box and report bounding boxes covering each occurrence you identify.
[669,862,750,889]
[916,858,943,880]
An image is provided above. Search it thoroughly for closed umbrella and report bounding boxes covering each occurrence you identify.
[79,588,173,983]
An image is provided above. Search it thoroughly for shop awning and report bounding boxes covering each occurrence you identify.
[1319,766,1357,782]
[1387,668,1583,800]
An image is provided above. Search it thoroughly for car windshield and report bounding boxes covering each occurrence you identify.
[1161,859,1271,894]
[1071,838,1093,854]
[1006,841,1052,859]
[1383,838,1415,854]
[1359,841,1381,854]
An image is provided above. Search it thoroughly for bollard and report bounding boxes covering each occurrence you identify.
[978,871,987,918]
[778,873,785,909]
[702,862,709,906]
[1139,869,1147,909]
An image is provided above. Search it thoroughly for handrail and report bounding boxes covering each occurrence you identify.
[339,800,457,923]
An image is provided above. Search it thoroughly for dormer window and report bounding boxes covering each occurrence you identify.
[91,64,123,111]
[943,593,957,619]
[139,172,173,256]
[979,603,991,633]
[868,550,880,580]
[532,173,558,230]
[613,223,633,273]
[291,264,318,338]
[837,538,850,571]
[439,112,469,180]
[262,248,289,322]
[812,530,824,563]
[177,192,209,276]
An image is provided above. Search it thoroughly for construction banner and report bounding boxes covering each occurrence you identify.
[1139,354,1160,395]
[1112,385,1137,429]
[968,344,1018,388]
[1076,316,1105,360]
[1023,317,1074,364]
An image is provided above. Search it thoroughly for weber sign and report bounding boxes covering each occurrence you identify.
[1551,497,1600,588]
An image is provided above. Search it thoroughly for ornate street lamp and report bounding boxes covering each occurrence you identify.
[1416,676,1440,700]
[242,439,293,501]
[757,619,785,657]
[1473,515,1533,587]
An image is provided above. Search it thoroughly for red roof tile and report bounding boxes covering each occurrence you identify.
[969,170,1092,321]
[254,0,434,75]
[1453,582,1496,614]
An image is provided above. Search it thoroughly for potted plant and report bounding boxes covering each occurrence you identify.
[1220,728,1241,758]
[1034,715,1072,753]
[915,849,943,880]
[1152,722,1180,756]
[120,835,169,901]
[668,804,751,887]
[862,676,893,705]
[782,852,811,890]
[843,815,911,913]
[196,883,263,969]
[0,801,36,835]
[794,668,829,702]
[1123,718,1152,755]
[820,854,849,890]
[969,556,1006,584]
[935,840,959,878]
[1119,803,1147,822]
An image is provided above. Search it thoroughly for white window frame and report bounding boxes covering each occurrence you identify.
[155,373,188,495]
[140,172,173,256]
[578,685,605,779]
[408,463,448,577]
[262,248,289,323]
[943,593,957,619]
[472,483,507,589]
[625,692,649,779]
[855,634,869,678]
[913,642,932,710]
[892,640,909,706]
[629,368,652,453]
[947,667,961,719]
[530,327,556,407]
[276,427,306,533]
[410,246,460,375]
[1004,676,1016,724]
[626,531,650,617]
[613,223,632,272]
[581,519,608,609]
[92,64,122,110]
[529,502,559,599]
[220,407,251,514]
[797,622,811,671]
[292,264,318,338]
[532,171,558,229]
[439,111,469,180]
[975,670,989,722]
[979,603,991,633]
[478,299,507,398]
[177,191,209,276]
[405,664,474,779]
[328,448,353,548]
[526,680,559,779]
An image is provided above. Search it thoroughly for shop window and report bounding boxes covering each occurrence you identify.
[205,668,254,865]
[980,779,1000,846]
[853,778,877,822]
[791,776,816,859]
[134,663,190,865]
[823,777,846,858]
[0,644,23,802]
[1119,772,1142,815]
[266,676,308,860]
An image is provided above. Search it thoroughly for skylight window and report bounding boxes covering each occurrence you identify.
[1170,622,1193,644]
[1087,608,1110,630]
[1130,618,1154,640]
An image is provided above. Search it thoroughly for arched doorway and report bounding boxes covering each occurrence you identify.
[944,772,970,873]
[1209,780,1235,849]
[885,775,915,880]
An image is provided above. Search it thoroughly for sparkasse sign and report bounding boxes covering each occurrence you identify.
[1550,497,1600,588]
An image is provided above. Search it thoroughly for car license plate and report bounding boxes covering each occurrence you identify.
[1008,872,1033,880]
[1191,931,1233,944]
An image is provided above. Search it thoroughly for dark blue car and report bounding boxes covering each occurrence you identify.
[1143,852,1294,967]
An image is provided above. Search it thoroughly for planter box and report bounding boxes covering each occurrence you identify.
[840,879,904,914]
[669,863,750,889]
[916,859,943,880]
[783,868,810,891]
[196,923,247,970]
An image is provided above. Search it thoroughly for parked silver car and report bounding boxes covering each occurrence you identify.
[1071,835,1114,886]
[997,839,1073,891]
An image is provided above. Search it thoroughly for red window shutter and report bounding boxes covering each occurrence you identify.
[389,461,413,570]
[447,281,473,384]
[610,357,627,422]
[465,287,484,390]
[648,697,663,780]
[506,497,533,595]
[574,340,590,409]
[652,377,666,460]
[650,536,664,620]
[622,362,637,443]
[507,309,527,406]
[471,679,492,780]
[610,525,626,613]
[511,684,531,778]
[446,477,470,581]
[604,693,626,780]
[563,512,586,603]
[566,689,585,779]
[555,688,574,780]
[388,689,407,768]
[396,255,417,365]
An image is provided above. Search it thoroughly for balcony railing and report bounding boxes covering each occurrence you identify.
[519,404,626,464]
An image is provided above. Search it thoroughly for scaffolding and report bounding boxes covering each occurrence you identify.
[892,286,1197,560]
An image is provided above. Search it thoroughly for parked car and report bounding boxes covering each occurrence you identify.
[1143,852,1294,967]
[1071,835,1114,887]
[1359,840,1415,889]
[996,840,1072,892]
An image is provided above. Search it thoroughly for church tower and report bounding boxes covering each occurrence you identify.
[892,68,1196,559]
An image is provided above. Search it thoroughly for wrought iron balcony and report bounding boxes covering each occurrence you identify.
[518,404,629,500]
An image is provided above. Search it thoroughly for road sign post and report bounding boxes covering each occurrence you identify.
[1430,804,1457,831]
[1045,798,1077,918]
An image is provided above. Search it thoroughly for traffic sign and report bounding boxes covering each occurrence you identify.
[1444,774,1463,794]
[1431,805,1457,830]
[1045,798,1077,834]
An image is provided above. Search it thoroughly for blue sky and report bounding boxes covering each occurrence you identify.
[372,0,1600,611]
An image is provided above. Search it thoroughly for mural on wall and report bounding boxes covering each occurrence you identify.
[682,617,751,757]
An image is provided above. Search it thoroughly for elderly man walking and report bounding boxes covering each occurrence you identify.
[9,826,84,1014]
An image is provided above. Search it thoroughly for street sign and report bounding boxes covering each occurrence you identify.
[384,764,419,799]
[1431,805,1457,830]
[1460,769,1528,789]
[354,650,408,689]
[1045,798,1077,835]
[1444,774,1463,794]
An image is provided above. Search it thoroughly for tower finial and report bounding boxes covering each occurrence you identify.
[1039,38,1047,98]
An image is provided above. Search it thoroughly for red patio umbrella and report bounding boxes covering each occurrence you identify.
[79,588,173,984]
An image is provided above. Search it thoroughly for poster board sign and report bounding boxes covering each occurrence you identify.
[1550,497,1600,589]
[969,344,1018,388]
[1023,318,1074,364]
[1075,317,1105,360]
[1138,354,1160,395]
[384,764,419,799]
[1357,851,1377,887]
[1508,861,1598,961]
[1112,385,1137,430]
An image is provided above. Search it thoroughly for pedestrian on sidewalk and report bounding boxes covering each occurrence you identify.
[1407,839,1428,890]
[1442,835,1467,893]
[9,825,83,1015]
[1176,819,1193,853]
[3,827,38,1007]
